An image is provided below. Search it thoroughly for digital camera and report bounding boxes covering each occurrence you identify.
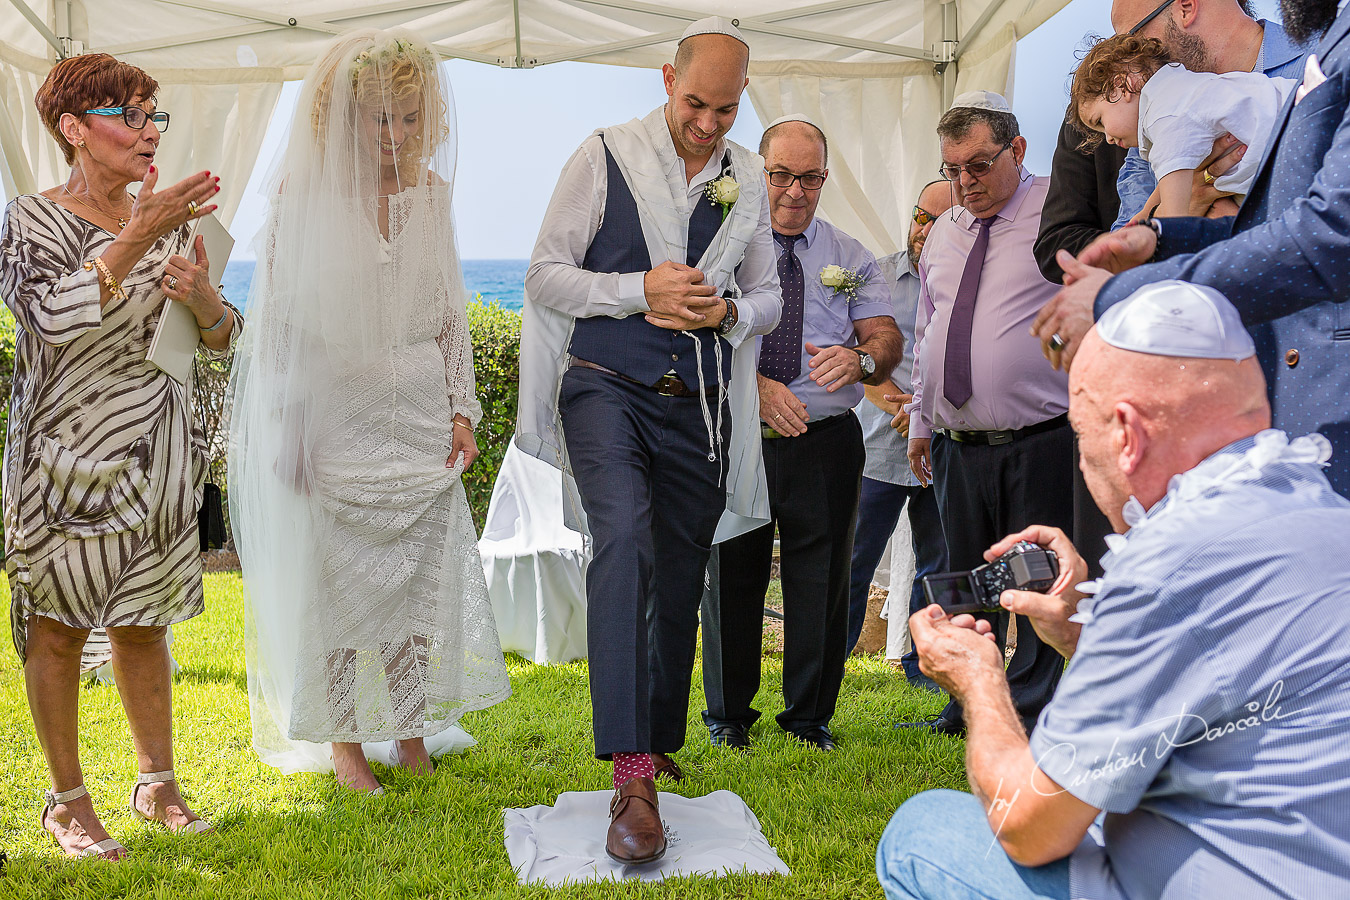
[922,541,1059,615]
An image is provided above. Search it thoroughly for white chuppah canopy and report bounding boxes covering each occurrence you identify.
[2,0,1070,256]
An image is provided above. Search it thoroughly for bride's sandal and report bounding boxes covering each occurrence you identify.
[41,785,126,859]
[129,770,213,834]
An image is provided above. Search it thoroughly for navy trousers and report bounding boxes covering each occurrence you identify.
[558,366,728,759]
[845,478,947,679]
[702,411,865,733]
[930,425,1074,731]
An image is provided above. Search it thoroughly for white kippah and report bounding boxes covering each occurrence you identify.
[679,16,749,47]
[1097,280,1255,361]
[949,90,1011,113]
[766,113,823,132]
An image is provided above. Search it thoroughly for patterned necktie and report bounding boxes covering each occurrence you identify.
[760,231,805,383]
[943,216,995,409]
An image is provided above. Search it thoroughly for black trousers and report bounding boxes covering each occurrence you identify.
[559,367,728,759]
[702,411,865,733]
[930,423,1074,731]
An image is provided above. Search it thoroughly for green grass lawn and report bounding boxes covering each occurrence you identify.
[0,573,961,898]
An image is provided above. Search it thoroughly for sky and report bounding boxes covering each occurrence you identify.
[13,0,1282,260]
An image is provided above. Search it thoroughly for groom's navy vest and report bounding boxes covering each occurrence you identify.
[568,140,732,387]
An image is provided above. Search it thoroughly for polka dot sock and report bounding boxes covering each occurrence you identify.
[612,752,655,789]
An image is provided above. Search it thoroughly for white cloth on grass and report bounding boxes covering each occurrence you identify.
[504,789,789,885]
[1139,63,1297,199]
[479,441,590,664]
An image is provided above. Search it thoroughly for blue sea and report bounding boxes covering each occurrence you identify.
[221,258,528,310]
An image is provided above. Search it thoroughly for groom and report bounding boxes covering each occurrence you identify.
[519,17,781,864]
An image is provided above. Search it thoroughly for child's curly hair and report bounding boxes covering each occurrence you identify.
[1068,34,1174,152]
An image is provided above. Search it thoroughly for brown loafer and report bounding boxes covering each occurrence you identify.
[651,752,684,784]
[606,777,666,865]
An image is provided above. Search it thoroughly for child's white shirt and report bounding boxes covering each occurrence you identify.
[1139,63,1297,198]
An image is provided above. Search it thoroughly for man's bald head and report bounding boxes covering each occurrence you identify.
[673,33,750,82]
[1069,326,1270,531]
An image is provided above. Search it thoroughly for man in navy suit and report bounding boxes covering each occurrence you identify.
[1032,0,1350,497]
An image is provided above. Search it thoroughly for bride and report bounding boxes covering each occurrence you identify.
[228,29,511,792]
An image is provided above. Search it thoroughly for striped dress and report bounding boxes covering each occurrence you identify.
[0,193,235,667]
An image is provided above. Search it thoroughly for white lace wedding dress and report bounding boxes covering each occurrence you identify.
[228,32,510,773]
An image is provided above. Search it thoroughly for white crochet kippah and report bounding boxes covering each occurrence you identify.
[679,16,749,47]
[1097,280,1255,361]
[766,113,823,132]
[949,90,1011,113]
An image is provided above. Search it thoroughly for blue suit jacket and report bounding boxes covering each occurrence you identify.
[1097,10,1350,496]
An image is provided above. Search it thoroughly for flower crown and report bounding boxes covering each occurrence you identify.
[350,38,438,84]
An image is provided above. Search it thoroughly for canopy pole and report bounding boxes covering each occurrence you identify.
[7,0,67,58]
[938,0,958,110]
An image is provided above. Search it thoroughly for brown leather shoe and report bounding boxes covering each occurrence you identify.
[651,752,684,784]
[606,777,666,865]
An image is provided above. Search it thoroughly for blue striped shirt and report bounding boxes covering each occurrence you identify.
[1029,431,1350,899]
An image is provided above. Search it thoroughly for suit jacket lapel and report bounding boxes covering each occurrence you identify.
[1241,10,1350,226]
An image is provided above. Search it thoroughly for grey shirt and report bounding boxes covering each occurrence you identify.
[854,251,919,486]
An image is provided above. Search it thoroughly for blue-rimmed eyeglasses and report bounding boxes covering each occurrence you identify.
[1128,0,1176,35]
[765,168,826,191]
[938,142,1012,181]
[84,107,170,133]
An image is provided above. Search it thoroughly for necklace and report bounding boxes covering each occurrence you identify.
[62,185,131,230]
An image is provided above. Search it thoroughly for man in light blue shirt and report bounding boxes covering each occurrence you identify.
[702,116,903,751]
[846,180,953,685]
[876,282,1350,899]
[1111,1,1308,228]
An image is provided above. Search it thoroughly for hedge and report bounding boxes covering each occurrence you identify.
[0,298,523,549]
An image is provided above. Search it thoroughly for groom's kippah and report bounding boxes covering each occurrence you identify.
[679,15,749,47]
[1097,280,1255,361]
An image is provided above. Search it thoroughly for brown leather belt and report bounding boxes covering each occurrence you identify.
[942,413,1069,446]
[570,357,717,398]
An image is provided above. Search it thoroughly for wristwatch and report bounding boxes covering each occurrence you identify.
[854,349,876,378]
[717,297,738,335]
[1143,217,1163,263]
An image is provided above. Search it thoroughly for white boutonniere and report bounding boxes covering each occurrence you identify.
[705,174,740,222]
[819,264,869,301]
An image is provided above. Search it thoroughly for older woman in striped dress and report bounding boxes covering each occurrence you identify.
[0,53,238,859]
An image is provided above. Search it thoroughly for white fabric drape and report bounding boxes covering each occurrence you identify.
[1,1,1070,237]
[479,441,589,664]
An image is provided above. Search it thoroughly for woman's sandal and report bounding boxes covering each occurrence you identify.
[129,770,213,834]
[40,784,126,859]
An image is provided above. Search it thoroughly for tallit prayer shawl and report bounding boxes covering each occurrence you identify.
[516,106,771,543]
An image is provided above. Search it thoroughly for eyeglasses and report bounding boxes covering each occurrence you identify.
[765,169,826,191]
[1128,0,1176,35]
[938,142,1012,181]
[912,206,939,227]
[84,107,171,133]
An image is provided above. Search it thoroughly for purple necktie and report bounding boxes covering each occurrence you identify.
[943,216,995,409]
[760,231,804,383]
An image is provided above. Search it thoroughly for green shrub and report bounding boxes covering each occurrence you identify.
[465,298,521,533]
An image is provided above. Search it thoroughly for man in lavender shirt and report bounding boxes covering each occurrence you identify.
[701,116,903,751]
[901,93,1072,736]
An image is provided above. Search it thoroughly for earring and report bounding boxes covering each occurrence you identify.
[77,140,86,148]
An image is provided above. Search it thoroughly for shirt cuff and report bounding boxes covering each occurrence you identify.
[616,271,649,317]
[849,300,895,322]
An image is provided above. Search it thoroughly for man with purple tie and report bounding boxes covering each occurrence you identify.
[902,92,1072,737]
[700,116,903,752]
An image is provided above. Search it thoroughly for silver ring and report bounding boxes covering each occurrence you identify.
[1049,332,1067,352]
[167,275,178,290]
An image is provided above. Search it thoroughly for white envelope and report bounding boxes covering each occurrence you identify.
[146,213,234,383]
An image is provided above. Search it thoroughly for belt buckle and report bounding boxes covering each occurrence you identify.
[987,430,1014,446]
[654,375,682,397]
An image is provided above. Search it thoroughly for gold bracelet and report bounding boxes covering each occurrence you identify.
[83,256,127,301]
[452,420,475,432]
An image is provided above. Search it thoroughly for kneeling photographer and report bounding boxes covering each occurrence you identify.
[876,283,1350,900]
